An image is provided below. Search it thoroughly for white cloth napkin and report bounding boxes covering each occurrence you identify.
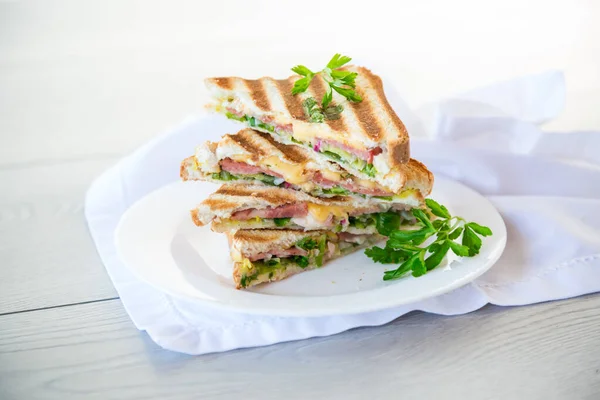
[85,71,600,355]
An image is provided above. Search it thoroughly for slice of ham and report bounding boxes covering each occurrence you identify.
[220,158,283,178]
[225,107,245,118]
[248,247,308,262]
[276,123,293,133]
[321,139,382,164]
[313,172,394,197]
[337,232,371,244]
[231,203,309,221]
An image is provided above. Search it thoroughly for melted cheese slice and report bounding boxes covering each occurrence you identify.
[218,153,308,185]
[396,189,417,199]
[356,178,379,189]
[291,121,327,144]
[320,169,342,182]
[261,157,306,185]
[291,120,371,150]
[307,204,350,222]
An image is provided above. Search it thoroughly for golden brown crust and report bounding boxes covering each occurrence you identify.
[407,159,434,196]
[211,184,347,205]
[233,229,308,244]
[207,141,218,153]
[214,184,301,205]
[244,129,309,164]
[180,157,192,180]
[276,78,307,120]
[388,136,411,167]
[220,128,310,164]
[245,79,270,111]
[349,99,382,141]
[211,77,233,90]
[190,209,203,226]
[201,197,243,214]
[224,130,271,159]
[355,66,410,165]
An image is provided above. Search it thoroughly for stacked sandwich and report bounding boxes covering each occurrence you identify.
[181,63,434,289]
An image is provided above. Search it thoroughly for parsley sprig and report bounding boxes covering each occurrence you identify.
[291,54,363,109]
[365,199,493,281]
[302,97,344,123]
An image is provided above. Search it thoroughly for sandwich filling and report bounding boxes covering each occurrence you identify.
[223,109,382,178]
[211,203,416,233]
[213,156,398,198]
[191,152,422,202]
[236,232,381,288]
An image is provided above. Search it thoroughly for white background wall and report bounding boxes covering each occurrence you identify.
[1,0,598,165]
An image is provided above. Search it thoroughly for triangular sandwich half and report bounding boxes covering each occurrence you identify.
[181,128,433,205]
[229,229,383,289]
[204,66,413,192]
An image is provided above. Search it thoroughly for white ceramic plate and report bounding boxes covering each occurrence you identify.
[115,177,506,317]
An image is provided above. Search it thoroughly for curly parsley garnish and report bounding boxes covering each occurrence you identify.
[291,53,363,112]
[365,199,493,281]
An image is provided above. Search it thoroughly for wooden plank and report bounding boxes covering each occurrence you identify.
[1,296,599,399]
[0,159,119,314]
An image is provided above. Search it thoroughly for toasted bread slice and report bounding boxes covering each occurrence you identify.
[205,66,413,191]
[180,128,433,201]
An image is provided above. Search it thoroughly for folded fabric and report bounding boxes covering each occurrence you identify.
[85,71,600,355]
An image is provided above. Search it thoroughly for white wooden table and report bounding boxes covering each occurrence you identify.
[1,1,599,398]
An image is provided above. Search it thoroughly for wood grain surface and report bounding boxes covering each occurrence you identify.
[1,296,599,400]
[0,159,119,314]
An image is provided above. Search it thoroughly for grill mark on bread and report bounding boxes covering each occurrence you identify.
[360,67,409,142]
[234,230,283,244]
[254,130,309,164]
[233,229,321,245]
[245,79,271,111]
[211,77,233,90]
[209,184,357,209]
[180,157,191,180]
[206,67,412,168]
[224,129,310,164]
[388,138,410,165]
[310,76,347,132]
[190,209,203,226]
[357,67,410,163]
[207,141,218,153]
[215,185,300,205]
[227,131,270,158]
[202,198,242,212]
[276,79,306,120]
[348,87,383,141]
